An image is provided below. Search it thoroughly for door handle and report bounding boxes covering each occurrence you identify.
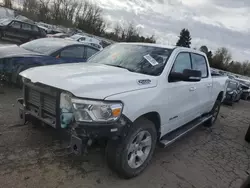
[207,83,212,87]
[189,87,196,91]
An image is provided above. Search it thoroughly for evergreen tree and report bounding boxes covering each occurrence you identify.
[176,28,191,48]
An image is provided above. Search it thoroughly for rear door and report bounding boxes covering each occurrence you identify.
[21,23,33,41]
[190,53,213,114]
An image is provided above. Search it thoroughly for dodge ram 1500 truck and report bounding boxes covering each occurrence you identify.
[18,43,228,178]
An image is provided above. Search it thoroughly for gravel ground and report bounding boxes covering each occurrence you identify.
[0,86,250,188]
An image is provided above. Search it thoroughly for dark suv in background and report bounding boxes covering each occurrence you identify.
[0,19,46,42]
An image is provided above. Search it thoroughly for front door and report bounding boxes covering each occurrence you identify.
[161,52,199,135]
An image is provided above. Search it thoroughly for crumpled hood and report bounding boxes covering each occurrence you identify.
[20,63,158,99]
[0,45,42,58]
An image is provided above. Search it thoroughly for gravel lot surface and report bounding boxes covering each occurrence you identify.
[0,86,250,188]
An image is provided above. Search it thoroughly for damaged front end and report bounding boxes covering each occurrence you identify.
[18,81,130,156]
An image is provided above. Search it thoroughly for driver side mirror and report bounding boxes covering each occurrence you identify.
[169,69,202,82]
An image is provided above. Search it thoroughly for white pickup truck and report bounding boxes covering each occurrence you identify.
[18,43,228,178]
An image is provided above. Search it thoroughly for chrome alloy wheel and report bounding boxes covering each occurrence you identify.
[127,130,152,169]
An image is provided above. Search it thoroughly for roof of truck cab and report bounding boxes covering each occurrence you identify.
[120,42,176,49]
[120,43,206,55]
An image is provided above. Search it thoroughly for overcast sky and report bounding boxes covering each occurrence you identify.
[91,0,250,61]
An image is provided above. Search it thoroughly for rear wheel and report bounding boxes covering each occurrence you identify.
[204,100,221,127]
[106,117,157,179]
[243,95,248,100]
[245,125,250,143]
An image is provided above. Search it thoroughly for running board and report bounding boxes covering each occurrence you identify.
[159,115,212,148]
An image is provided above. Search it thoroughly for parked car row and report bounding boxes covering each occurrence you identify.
[0,18,46,42]
[0,18,110,51]
[223,77,250,105]
[0,38,100,86]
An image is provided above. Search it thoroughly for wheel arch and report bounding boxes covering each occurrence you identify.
[217,91,224,102]
[134,111,161,138]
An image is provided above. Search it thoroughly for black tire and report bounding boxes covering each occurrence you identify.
[14,65,25,89]
[243,95,248,100]
[16,74,23,89]
[229,100,233,106]
[106,117,157,179]
[204,100,221,127]
[245,125,250,143]
[241,175,250,188]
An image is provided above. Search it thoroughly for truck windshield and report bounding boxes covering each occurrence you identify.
[88,43,172,76]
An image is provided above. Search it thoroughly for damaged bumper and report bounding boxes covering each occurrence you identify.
[70,115,131,155]
[18,98,131,155]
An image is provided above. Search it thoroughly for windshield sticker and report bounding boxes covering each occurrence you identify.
[112,53,119,60]
[143,54,159,66]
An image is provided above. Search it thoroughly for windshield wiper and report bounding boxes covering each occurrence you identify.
[105,64,135,72]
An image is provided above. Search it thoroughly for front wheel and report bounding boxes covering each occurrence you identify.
[106,117,157,179]
[204,100,221,127]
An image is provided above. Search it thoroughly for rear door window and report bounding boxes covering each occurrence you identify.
[191,53,208,78]
[86,47,98,59]
[22,23,32,31]
[60,46,85,58]
[32,25,39,32]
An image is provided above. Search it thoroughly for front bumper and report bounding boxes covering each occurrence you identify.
[18,98,131,155]
[69,115,131,155]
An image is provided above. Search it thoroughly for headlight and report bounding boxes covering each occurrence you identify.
[60,92,73,111]
[60,92,74,128]
[71,98,123,123]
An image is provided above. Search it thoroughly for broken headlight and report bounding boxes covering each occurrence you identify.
[71,98,123,123]
[60,92,73,128]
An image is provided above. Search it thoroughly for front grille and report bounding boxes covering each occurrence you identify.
[25,83,60,128]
